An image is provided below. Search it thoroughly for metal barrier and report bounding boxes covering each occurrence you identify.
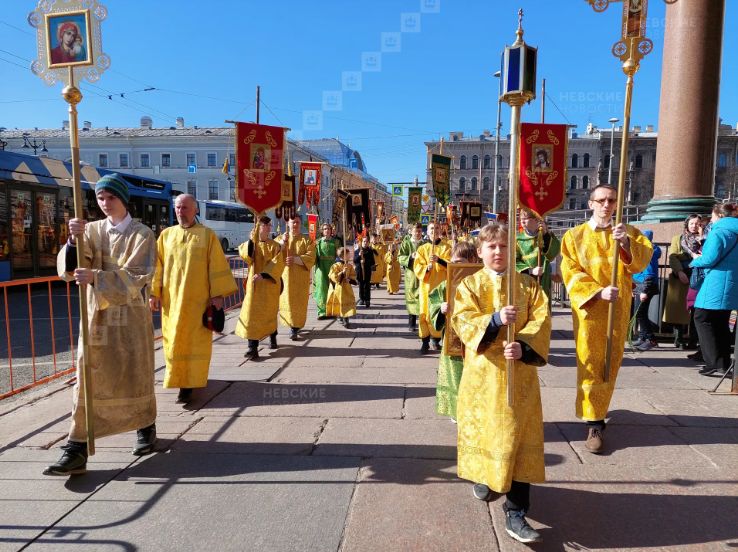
[0,276,77,400]
[0,256,247,401]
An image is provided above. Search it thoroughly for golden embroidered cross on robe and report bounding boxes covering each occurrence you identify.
[412,239,452,339]
[451,270,551,493]
[57,219,158,441]
[560,223,652,421]
[151,224,238,389]
[276,233,316,330]
[236,237,285,341]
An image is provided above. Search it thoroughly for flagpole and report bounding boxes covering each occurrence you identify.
[256,85,260,124]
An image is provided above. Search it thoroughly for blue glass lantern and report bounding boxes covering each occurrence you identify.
[500,10,537,104]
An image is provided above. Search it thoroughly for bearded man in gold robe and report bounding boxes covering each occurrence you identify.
[150,194,237,404]
[561,185,652,453]
[236,216,285,359]
[44,174,158,476]
[412,222,452,354]
[276,215,316,341]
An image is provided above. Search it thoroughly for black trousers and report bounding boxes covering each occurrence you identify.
[505,480,531,512]
[358,277,372,305]
[694,308,732,373]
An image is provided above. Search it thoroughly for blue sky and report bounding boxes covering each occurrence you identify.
[2,0,737,185]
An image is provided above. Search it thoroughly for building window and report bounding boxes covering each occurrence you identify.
[483,177,490,190]
[207,153,217,167]
[718,152,728,168]
[635,154,643,169]
[459,177,466,192]
[187,180,197,198]
[582,176,589,189]
[140,153,150,168]
[460,156,467,170]
[571,154,579,168]
[472,155,479,169]
[471,177,477,191]
[569,198,577,210]
[230,181,236,201]
[208,180,219,200]
[583,153,590,168]
[604,154,610,169]
[580,201,588,209]
[483,155,491,169]
[98,153,108,168]
[119,153,129,168]
[187,153,196,167]
[497,155,503,169]
[229,153,236,170]
[161,153,171,167]
[570,175,577,190]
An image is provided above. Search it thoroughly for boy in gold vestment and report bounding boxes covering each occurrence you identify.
[452,223,551,544]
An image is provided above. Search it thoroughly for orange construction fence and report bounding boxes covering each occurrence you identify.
[0,256,247,401]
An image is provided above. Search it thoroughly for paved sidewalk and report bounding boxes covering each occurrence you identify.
[1,287,737,551]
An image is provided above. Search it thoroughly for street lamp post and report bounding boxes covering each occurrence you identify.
[607,117,619,185]
[493,70,502,214]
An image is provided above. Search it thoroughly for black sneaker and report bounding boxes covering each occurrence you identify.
[344,320,352,329]
[431,338,442,351]
[688,351,704,362]
[133,424,157,456]
[269,335,278,349]
[176,388,193,404]
[245,348,259,360]
[290,328,299,341]
[505,508,542,544]
[43,441,88,476]
[472,483,492,501]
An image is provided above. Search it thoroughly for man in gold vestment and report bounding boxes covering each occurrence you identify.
[412,222,451,354]
[561,185,652,453]
[276,215,316,340]
[150,194,238,404]
[236,216,285,360]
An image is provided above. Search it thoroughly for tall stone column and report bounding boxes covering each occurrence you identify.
[642,0,725,222]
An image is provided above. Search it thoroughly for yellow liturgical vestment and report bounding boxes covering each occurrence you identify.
[451,270,551,493]
[151,224,238,389]
[57,219,157,441]
[384,247,401,294]
[235,237,285,341]
[326,262,357,318]
[413,240,452,339]
[276,233,316,329]
[561,223,652,421]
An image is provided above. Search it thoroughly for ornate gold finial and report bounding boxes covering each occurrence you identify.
[514,8,524,45]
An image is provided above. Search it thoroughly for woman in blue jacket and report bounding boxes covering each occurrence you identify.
[690,212,738,376]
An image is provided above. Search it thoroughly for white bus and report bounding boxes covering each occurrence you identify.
[196,200,255,252]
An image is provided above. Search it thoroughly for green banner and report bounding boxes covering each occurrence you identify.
[407,186,423,224]
[431,154,451,206]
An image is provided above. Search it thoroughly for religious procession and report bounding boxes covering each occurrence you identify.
[3,1,738,550]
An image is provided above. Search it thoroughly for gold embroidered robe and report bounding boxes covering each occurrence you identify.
[384,247,401,294]
[57,219,157,441]
[412,240,452,339]
[560,223,653,421]
[452,270,551,493]
[235,237,284,341]
[326,262,357,318]
[151,224,238,389]
[276,233,316,329]
[371,244,387,284]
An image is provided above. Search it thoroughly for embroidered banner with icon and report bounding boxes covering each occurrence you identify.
[236,122,286,213]
[300,162,322,210]
[430,154,452,207]
[307,213,319,241]
[519,123,567,218]
[407,186,423,224]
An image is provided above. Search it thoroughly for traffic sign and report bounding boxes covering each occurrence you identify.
[188,164,197,174]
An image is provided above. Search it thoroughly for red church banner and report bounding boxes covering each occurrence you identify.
[236,122,286,213]
[307,213,319,241]
[300,162,322,210]
[519,123,568,218]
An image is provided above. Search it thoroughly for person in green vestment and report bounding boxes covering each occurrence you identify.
[430,240,480,420]
[314,223,341,320]
[515,208,561,301]
[398,223,429,331]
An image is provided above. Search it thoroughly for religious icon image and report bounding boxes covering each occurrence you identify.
[351,194,362,207]
[532,145,553,173]
[251,145,270,171]
[411,194,420,206]
[46,11,92,68]
[303,169,317,186]
[433,166,449,185]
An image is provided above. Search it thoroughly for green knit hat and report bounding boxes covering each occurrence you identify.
[95,173,130,204]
